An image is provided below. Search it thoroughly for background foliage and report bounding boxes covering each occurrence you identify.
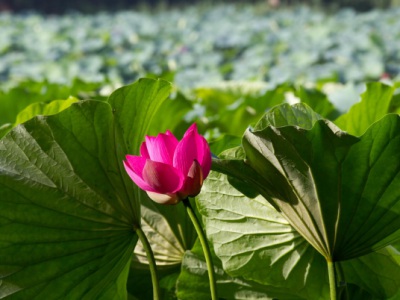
[1,4,400,91]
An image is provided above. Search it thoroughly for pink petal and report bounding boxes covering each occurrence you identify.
[145,135,156,143]
[173,124,212,179]
[165,130,174,136]
[142,160,184,194]
[140,142,150,159]
[194,134,211,179]
[145,133,178,164]
[178,160,204,198]
[146,191,180,205]
[124,156,156,192]
[183,123,197,138]
[173,127,199,176]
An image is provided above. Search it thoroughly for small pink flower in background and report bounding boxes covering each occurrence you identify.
[124,124,211,205]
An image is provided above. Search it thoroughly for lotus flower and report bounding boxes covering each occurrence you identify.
[124,124,211,205]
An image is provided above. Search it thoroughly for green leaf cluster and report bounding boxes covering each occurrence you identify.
[1,78,400,299]
[205,98,400,298]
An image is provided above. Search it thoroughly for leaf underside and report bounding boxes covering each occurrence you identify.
[197,171,400,299]
[0,78,173,299]
[214,103,400,261]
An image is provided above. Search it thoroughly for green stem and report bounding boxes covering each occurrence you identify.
[336,261,348,299]
[182,198,218,300]
[327,260,337,300]
[135,226,160,300]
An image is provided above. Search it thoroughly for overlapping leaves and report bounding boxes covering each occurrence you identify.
[213,102,400,262]
[196,171,400,299]
[0,77,399,299]
[177,239,303,300]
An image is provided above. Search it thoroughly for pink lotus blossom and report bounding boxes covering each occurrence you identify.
[124,124,211,205]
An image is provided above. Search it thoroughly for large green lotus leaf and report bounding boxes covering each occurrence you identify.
[213,103,400,261]
[333,115,400,257]
[0,78,171,298]
[0,101,136,298]
[176,239,303,300]
[197,171,329,299]
[197,171,400,299]
[242,120,355,259]
[334,82,394,136]
[213,103,323,203]
[108,78,172,155]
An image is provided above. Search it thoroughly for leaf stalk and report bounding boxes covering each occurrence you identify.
[182,198,218,300]
[135,226,160,300]
[327,260,337,300]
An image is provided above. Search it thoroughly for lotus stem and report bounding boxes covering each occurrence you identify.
[327,260,337,300]
[182,198,218,300]
[336,262,349,299]
[135,226,160,300]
